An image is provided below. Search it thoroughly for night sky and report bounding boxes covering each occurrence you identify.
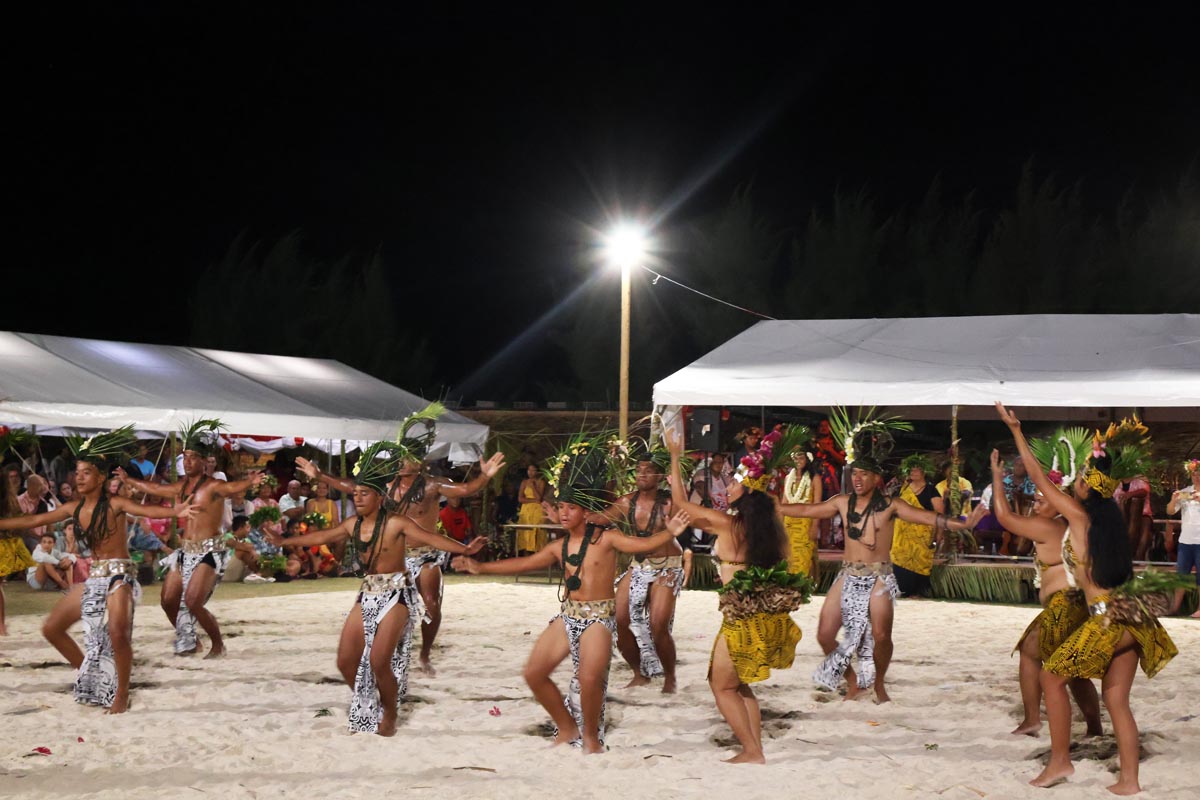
[9,6,1199,400]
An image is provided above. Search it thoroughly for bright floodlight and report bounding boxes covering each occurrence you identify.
[604,224,647,269]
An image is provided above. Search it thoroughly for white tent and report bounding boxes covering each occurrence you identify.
[653,314,1200,420]
[0,332,488,461]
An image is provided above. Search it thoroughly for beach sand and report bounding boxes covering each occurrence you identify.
[1,580,1197,799]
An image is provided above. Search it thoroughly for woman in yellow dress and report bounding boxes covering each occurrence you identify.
[516,464,547,554]
[1,432,38,635]
[890,453,943,598]
[782,448,821,577]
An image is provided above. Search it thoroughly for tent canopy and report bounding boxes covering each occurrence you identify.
[0,332,488,460]
[653,314,1200,416]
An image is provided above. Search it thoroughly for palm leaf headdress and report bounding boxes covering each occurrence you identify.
[392,402,445,465]
[1028,427,1092,490]
[543,431,619,512]
[178,418,226,456]
[66,425,138,471]
[352,440,402,494]
[0,425,36,457]
[828,407,913,474]
[1084,417,1154,498]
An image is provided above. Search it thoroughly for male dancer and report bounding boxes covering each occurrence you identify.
[453,434,688,753]
[779,417,981,702]
[117,420,262,657]
[298,404,505,674]
[281,441,486,735]
[591,453,682,693]
[0,427,193,712]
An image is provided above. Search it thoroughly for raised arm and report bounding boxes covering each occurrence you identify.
[453,540,559,575]
[995,402,1088,529]
[989,450,1061,544]
[114,467,178,499]
[400,517,486,555]
[0,503,75,531]
[295,457,355,495]
[665,429,728,531]
[608,511,690,554]
[436,452,507,499]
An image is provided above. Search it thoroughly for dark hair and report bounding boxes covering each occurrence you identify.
[40,531,56,540]
[728,490,786,568]
[792,452,816,477]
[232,514,250,531]
[1081,454,1133,589]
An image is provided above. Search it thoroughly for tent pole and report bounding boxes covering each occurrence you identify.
[168,432,179,546]
[340,439,347,518]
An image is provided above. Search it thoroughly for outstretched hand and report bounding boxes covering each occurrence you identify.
[480,452,507,478]
[964,503,988,529]
[248,470,265,488]
[465,536,487,555]
[665,427,684,456]
[990,449,1005,477]
[451,555,480,574]
[995,402,1021,430]
[664,509,692,536]
[295,457,320,480]
[113,466,130,483]
[541,501,560,524]
[174,500,196,519]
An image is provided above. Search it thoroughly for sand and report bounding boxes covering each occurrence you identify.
[1,580,1197,799]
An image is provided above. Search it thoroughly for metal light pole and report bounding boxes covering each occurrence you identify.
[603,224,646,442]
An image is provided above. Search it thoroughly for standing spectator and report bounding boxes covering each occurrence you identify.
[813,418,845,547]
[205,454,228,481]
[1114,474,1153,561]
[44,446,70,491]
[129,443,157,480]
[515,464,547,555]
[936,461,974,516]
[26,532,75,591]
[1167,460,1200,617]
[690,452,730,511]
[731,426,763,468]
[494,482,519,527]
[278,480,307,521]
[58,481,75,503]
[439,495,474,542]
[1,469,37,635]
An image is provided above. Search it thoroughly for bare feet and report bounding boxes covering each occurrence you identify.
[1190,609,1200,619]
[662,676,677,694]
[1030,761,1074,787]
[1106,777,1141,795]
[376,714,398,737]
[0,623,7,636]
[204,644,226,659]
[107,693,130,715]
[552,724,580,746]
[1084,720,1104,737]
[723,750,766,764]
[1011,720,1042,737]
[177,640,205,657]
[844,683,865,702]
[418,656,436,677]
[581,735,604,754]
[624,674,651,689]
[873,685,891,704]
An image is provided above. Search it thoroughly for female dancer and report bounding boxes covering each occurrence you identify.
[987,446,1100,738]
[997,404,1176,794]
[782,447,821,577]
[666,427,803,764]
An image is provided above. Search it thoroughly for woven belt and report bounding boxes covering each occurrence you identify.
[181,537,222,555]
[841,561,894,578]
[406,545,436,557]
[560,598,616,621]
[640,555,683,570]
[89,559,137,579]
[360,571,415,594]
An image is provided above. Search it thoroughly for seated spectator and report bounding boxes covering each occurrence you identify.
[224,514,277,584]
[281,518,310,579]
[58,481,75,503]
[27,532,75,591]
[59,519,92,583]
[439,495,473,543]
[129,443,157,481]
[17,474,56,552]
[279,480,307,521]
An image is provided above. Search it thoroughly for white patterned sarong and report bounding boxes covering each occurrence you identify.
[551,598,617,747]
[171,538,230,654]
[348,571,427,733]
[813,561,899,691]
[621,558,683,678]
[76,559,141,708]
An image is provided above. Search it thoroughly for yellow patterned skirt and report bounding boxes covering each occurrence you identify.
[784,516,816,577]
[0,536,36,576]
[1013,588,1088,662]
[1044,598,1178,680]
[890,520,934,576]
[516,503,546,553]
[710,611,802,685]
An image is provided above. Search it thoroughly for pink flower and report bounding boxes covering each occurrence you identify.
[1047,469,1064,486]
[763,430,782,446]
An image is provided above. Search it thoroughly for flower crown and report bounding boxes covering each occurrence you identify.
[1184,459,1200,476]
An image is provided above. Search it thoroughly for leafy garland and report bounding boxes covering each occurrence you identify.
[0,425,36,456]
[302,511,330,530]
[248,505,282,529]
[716,560,814,620]
[1106,569,1196,625]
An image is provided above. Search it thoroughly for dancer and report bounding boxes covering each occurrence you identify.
[997,405,1180,794]
[781,434,822,578]
[454,433,687,754]
[987,441,1101,737]
[1,426,38,635]
[592,448,683,693]
[778,409,980,702]
[665,426,811,764]
[889,452,943,598]
[0,427,193,712]
[299,403,504,675]
[284,441,486,735]
[117,420,263,658]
